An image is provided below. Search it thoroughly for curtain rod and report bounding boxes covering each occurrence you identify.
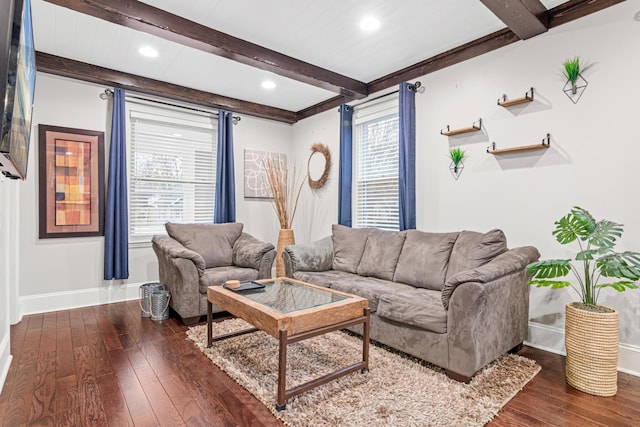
[99,88,241,124]
[343,81,424,110]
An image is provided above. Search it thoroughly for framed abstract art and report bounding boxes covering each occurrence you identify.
[38,124,105,238]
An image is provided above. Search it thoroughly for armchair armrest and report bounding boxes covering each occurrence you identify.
[151,235,206,320]
[151,235,206,276]
[232,233,276,278]
[283,236,334,277]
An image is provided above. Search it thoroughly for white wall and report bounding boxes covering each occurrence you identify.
[291,2,640,373]
[15,73,292,317]
[0,179,17,393]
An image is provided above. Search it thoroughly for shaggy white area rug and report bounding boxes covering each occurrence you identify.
[187,319,540,427]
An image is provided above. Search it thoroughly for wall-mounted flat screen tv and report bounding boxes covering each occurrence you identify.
[0,0,36,180]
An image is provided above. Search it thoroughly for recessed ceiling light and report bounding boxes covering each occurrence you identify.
[172,133,182,137]
[139,46,158,58]
[360,16,380,32]
[261,80,276,90]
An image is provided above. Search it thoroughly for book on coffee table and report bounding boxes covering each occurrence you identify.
[223,280,265,293]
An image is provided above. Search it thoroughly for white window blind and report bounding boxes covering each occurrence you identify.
[127,100,217,242]
[353,96,399,231]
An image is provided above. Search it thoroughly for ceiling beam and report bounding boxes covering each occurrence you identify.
[36,52,299,124]
[367,28,520,95]
[298,0,623,120]
[480,0,548,40]
[547,0,625,28]
[43,0,368,99]
[296,96,346,122]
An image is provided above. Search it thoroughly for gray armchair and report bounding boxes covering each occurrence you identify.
[152,222,275,324]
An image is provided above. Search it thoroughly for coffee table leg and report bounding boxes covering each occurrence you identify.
[207,300,213,348]
[276,328,287,411]
[362,307,370,373]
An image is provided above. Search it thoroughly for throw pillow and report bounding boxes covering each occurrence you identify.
[331,224,370,273]
[357,229,406,281]
[166,222,243,269]
[393,230,459,290]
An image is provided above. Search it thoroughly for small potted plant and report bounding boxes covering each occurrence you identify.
[448,147,465,180]
[562,56,582,95]
[527,206,639,396]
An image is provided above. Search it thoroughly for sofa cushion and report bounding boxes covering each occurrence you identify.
[331,224,370,273]
[357,229,406,281]
[393,230,459,291]
[285,236,334,272]
[445,229,508,282]
[330,275,414,312]
[166,222,243,269]
[292,270,356,289]
[377,288,448,334]
[198,266,259,293]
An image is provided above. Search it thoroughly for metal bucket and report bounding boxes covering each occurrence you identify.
[150,290,171,321]
[139,282,165,317]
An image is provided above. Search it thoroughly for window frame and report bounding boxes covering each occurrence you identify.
[125,98,218,246]
[352,95,400,231]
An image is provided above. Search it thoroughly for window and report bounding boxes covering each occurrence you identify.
[126,100,217,242]
[353,97,399,231]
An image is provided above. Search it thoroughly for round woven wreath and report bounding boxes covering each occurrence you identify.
[307,143,331,190]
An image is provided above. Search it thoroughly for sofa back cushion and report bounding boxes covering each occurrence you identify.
[357,229,406,281]
[331,224,370,273]
[445,229,508,281]
[165,222,243,269]
[393,230,459,290]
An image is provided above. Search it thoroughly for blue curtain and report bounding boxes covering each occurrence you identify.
[103,88,129,280]
[214,110,236,223]
[338,104,353,226]
[399,83,416,230]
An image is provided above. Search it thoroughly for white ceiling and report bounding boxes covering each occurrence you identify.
[31,0,567,113]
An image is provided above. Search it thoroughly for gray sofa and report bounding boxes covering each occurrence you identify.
[283,224,539,381]
[152,222,276,324]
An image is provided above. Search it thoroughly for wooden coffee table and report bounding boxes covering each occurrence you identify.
[207,277,370,410]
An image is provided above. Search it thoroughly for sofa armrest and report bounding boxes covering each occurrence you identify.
[283,236,334,277]
[232,233,276,278]
[444,246,540,377]
[442,246,540,310]
[151,235,206,276]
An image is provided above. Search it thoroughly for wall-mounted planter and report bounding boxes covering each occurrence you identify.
[449,162,464,180]
[563,74,588,104]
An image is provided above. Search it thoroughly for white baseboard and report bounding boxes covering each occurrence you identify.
[0,333,12,395]
[526,321,640,377]
[18,282,144,321]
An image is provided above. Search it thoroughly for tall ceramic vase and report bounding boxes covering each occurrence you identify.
[276,228,295,277]
[565,302,619,397]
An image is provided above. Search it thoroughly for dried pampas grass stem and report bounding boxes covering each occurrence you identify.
[264,158,305,229]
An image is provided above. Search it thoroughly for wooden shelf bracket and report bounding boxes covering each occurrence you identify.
[497,87,534,107]
[487,133,550,154]
[441,118,482,136]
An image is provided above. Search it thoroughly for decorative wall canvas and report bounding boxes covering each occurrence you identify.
[39,125,105,238]
[244,149,286,198]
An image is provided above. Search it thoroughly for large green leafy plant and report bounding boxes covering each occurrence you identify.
[528,206,640,306]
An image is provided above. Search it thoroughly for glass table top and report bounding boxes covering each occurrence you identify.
[239,279,348,314]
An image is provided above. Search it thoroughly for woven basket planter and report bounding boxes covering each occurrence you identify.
[276,228,295,277]
[565,302,619,397]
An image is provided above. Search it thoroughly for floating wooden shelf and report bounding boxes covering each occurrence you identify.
[498,87,534,107]
[441,119,482,136]
[488,133,550,155]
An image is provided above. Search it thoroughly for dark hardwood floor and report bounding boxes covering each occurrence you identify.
[0,301,638,426]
